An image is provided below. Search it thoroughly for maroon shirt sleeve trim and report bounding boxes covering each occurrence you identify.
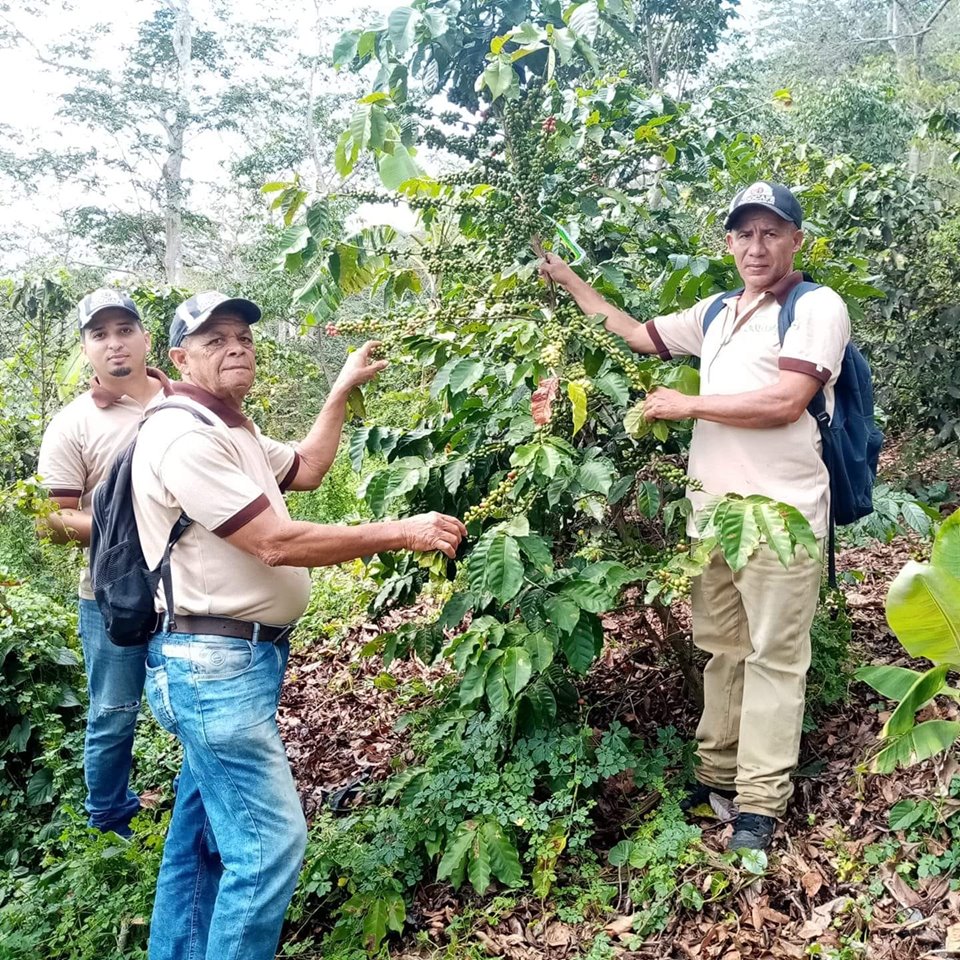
[278,452,300,493]
[779,357,831,385]
[48,488,83,499]
[645,320,672,361]
[213,493,270,538]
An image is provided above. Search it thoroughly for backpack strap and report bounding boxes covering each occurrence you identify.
[701,289,743,336]
[140,400,216,631]
[776,280,821,345]
[774,280,839,588]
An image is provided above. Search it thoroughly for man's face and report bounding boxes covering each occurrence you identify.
[725,210,803,291]
[81,310,150,382]
[172,314,256,399]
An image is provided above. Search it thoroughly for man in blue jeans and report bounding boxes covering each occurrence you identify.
[131,292,467,960]
[37,289,174,836]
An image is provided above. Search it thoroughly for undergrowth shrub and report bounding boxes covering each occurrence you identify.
[805,595,855,731]
[0,812,166,959]
[0,584,85,868]
[283,719,694,954]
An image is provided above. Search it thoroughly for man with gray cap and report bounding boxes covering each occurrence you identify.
[37,289,174,836]
[540,182,850,850]
[133,292,466,960]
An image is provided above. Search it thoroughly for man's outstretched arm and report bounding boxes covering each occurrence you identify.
[539,253,659,355]
[286,340,388,491]
[642,371,822,429]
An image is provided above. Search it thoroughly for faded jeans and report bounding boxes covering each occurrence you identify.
[144,631,307,960]
[78,598,144,835]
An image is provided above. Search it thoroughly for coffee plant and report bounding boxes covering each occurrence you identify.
[266,0,903,947]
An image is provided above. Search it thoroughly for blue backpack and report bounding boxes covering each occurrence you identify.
[702,280,883,584]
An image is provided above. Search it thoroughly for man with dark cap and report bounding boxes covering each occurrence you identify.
[540,182,850,850]
[37,289,175,836]
[132,292,466,960]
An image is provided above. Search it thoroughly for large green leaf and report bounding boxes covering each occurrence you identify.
[361,892,405,951]
[881,664,951,738]
[623,401,650,438]
[333,28,362,67]
[543,594,580,633]
[431,357,484,397]
[752,499,795,568]
[521,680,557,725]
[568,381,588,435]
[501,647,533,695]
[886,559,960,665]
[636,480,661,518]
[856,664,929,702]
[567,1,599,43]
[868,720,960,773]
[523,632,556,673]
[718,498,761,572]
[577,458,613,495]
[561,614,602,673]
[26,767,53,806]
[379,148,420,190]
[595,371,629,407]
[468,534,524,603]
[468,823,492,893]
[559,579,610,613]
[387,6,419,54]
[483,59,516,100]
[659,363,700,396]
[517,534,553,574]
[932,508,960,578]
[780,502,820,560]
[437,821,476,888]
[858,664,960,703]
[481,820,523,887]
[484,660,511,714]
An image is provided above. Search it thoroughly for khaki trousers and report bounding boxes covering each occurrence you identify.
[691,542,822,818]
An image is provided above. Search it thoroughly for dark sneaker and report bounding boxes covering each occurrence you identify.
[679,780,737,813]
[729,813,777,851]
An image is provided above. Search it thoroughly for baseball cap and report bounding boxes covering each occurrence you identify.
[77,289,142,331]
[724,181,804,230]
[169,291,262,347]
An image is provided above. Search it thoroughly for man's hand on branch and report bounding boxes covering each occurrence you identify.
[538,252,579,290]
[336,340,389,392]
[643,386,694,422]
[399,512,468,559]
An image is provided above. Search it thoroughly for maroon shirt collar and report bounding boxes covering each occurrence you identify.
[169,381,252,429]
[766,270,804,306]
[90,367,173,409]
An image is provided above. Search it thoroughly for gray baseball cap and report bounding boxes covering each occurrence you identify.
[77,289,142,330]
[169,291,262,347]
[724,181,804,230]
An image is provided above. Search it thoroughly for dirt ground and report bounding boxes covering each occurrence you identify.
[278,531,960,959]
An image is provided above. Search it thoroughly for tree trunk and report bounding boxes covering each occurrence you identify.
[162,0,193,286]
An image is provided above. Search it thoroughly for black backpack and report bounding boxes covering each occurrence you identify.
[89,402,213,646]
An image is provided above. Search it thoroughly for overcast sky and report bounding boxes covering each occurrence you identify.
[0,0,759,270]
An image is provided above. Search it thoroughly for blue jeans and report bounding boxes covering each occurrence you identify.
[144,631,307,960]
[78,598,144,835]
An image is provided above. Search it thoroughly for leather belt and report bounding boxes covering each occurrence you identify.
[154,613,294,644]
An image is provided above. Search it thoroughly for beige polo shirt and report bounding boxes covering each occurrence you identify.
[37,368,174,599]
[645,271,850,539]
[131,383,310,626]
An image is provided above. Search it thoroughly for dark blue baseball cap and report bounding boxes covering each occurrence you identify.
[77,288,142,330]
[724,181,804,230]
[169,291,262,347]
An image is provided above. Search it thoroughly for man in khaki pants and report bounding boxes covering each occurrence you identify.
[540,182,849,850]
